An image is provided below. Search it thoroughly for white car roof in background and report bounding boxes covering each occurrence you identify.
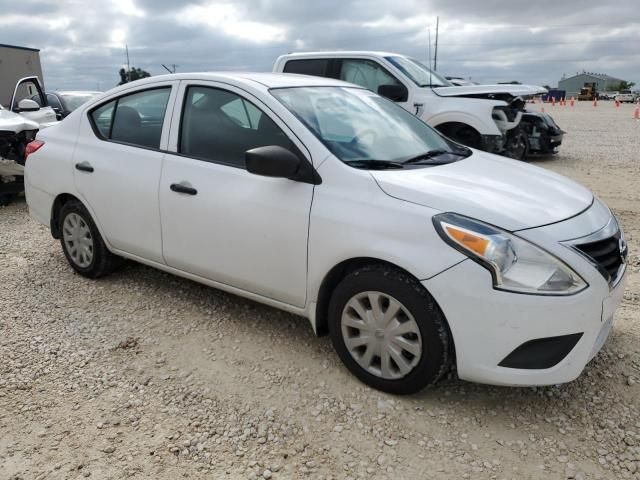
[279,51,399,58]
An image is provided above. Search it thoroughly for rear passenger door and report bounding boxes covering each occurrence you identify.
[73,82,178,263]
[159,81,314,307]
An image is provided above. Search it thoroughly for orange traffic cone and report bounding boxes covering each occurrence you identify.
[593,98,598,107]
[615,99,620,108]
[570,97,575,107]
[552,97,556,106]
[562,97,566,106]
[634,103,640,120]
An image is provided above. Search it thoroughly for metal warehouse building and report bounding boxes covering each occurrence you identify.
[0,43,44,107]
[558,72,626,98]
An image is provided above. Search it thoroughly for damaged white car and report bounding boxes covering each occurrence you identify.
[0,76,57,205]
[274,52,562,160]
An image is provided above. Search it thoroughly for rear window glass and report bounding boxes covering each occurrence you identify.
[283,59,329,77]
[89,87,171,149]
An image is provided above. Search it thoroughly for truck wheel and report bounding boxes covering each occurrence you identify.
[505,128,529,160]
[435,123,482,150]
[328,264,453,394]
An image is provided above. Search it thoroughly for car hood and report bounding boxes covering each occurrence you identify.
[434,84,547,97]
[371,151,593,231]
[0,108,39,133]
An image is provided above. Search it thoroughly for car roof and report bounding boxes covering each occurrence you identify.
[96,72,358,93]
[53,91,103,96]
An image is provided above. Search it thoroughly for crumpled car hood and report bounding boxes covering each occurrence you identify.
[0,108,39,134]
[371,150,593,231]
[434,84,547,97]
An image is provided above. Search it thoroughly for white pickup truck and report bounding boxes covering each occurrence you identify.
[0,76,57,205]
[274,51,562,160]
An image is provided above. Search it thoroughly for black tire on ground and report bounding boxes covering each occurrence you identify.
[58,200,123,278]
[328,264,453,395]
[504,127,530,161]
[0,194,16,206]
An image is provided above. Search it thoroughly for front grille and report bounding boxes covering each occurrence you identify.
[574,233,626,284]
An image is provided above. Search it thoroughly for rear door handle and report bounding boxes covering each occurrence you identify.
[170,183,198,196]
[75,162,94,173]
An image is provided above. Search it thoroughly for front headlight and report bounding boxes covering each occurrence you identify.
[433,213,587,295]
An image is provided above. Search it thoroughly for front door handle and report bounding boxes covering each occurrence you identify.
[170,183,197,196]
[75,162,94,173]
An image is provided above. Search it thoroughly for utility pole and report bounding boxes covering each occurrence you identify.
[125,44,131,82]
[433,16,439,72]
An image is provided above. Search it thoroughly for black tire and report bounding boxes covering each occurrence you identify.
[504,127,529,161]
[58,200,122,278]
[328,264,453,395]
[436,123,482,150]
[0,194,16,206]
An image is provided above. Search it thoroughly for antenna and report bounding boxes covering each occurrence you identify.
[428,27,433,89]
[434,16,439,71]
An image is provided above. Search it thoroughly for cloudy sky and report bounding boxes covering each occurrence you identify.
[2,0,639,91]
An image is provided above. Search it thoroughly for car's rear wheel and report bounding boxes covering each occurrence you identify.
[328,264,452,394]
[59,200,122,278]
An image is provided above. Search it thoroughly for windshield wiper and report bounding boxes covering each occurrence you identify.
[344,159,405,170]
[403,149,466,165]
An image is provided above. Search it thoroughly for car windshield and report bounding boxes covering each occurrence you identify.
[385,56,452,88]
[271,86,463,166]
[61,93,100,111]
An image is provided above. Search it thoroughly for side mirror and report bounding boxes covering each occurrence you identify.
[378,84,408,102]
[16,98,41,112]
[245,145,301,179]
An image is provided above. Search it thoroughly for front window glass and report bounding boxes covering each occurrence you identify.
[179,86,295,167]
[339,59,402,95]
[272,86,457,165]
[385,56,452,88]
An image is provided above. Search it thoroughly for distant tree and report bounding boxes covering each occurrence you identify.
[498,80,522,84]
[543,85,551,90]
[607,81,636,92]
[118,67,151,85]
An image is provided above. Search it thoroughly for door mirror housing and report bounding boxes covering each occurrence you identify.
[16,98,41,112]
[378,84,408,102]
[246,145,301,178]
[246,146,322,185]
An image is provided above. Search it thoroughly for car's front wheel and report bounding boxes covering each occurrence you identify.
[59,200,122,278]
[328,264,453,394]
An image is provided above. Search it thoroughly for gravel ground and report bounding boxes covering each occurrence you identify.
[1,101,639,480]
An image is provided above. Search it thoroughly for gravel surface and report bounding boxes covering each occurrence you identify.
[1,101,639,479]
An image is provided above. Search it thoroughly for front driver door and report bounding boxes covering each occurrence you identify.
[159,82,314,307]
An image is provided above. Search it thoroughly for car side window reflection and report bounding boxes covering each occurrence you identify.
[179,86,296,167]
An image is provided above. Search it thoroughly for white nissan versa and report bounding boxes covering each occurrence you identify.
[24,73,628,394]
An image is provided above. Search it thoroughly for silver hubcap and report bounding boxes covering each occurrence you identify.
[341,291,422,380]
[62,213,94,268]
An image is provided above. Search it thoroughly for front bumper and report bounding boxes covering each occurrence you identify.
[424,204,627,386]
[424,259,626,386]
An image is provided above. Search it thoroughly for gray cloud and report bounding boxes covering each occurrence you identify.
[2,0,638,91]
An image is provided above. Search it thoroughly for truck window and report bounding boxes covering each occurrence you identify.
[338,59,404,98]
[283,59,330,76]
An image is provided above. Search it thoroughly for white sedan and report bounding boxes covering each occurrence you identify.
[24,73,627,394]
